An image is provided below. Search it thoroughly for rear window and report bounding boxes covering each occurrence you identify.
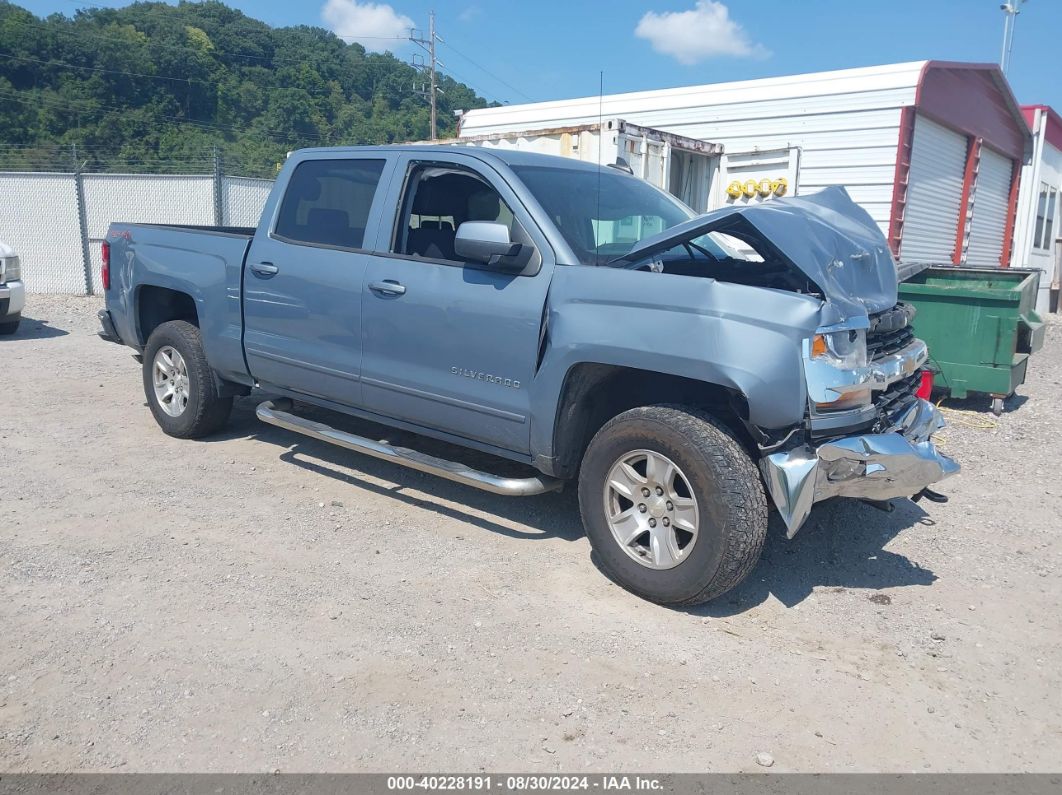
[275,159,386,249]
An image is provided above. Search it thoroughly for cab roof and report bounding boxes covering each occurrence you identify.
[290,145,617,174]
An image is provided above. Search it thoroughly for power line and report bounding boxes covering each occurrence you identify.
[0,7,508,144]
[0,86,330,144]
[409,11,442,140]
[0,50,213,86]
[0,16,477,107]
[2,6,505,112]
[435,63,492,103]
[438,41,533,103]
[0,48,410,105]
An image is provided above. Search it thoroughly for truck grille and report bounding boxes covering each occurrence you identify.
[867,325,915,361]
[876,371,921,414]
[867,302,916,362]
[868,302,920,415]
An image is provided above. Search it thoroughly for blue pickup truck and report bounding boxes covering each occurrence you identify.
[98,145,957,605]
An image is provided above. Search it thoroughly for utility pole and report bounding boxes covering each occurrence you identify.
[410,11,443,140]
[999,1,1027,76]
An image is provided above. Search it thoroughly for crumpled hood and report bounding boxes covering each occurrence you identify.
[615,187,899,325]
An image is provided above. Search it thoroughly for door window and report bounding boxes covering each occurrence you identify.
[394,164,529,263]
[275,159,386,249]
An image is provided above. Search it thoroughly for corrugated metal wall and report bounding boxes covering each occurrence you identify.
[0,172,274,294]
[459,62,927,237]
[900,115,968,263]
[964,147,1013,266]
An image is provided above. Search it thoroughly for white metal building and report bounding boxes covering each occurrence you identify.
[1011,105,1062,311]
[459,61,1031,270]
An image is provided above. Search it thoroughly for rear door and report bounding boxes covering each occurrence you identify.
[242,153,394,404]
[359,152,555,455]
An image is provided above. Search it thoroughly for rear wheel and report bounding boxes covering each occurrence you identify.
[578,404,768,606]
[142,320,232,438]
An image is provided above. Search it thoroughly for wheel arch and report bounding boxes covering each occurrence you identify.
[136,283,200,346]
[545,362,756,480]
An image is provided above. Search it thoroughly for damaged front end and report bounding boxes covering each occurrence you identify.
[762,298,958,537]
[761,398,959,538]
[610,186,958,535]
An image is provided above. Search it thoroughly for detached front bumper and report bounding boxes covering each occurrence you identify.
[760,398,959,537]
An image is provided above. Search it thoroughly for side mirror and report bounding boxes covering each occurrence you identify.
[455,221,526,269]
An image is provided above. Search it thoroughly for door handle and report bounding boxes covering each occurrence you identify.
[369,280,406,296]
[250,261,279,278]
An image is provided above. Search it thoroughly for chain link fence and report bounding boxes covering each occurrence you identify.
[0,151,274,294]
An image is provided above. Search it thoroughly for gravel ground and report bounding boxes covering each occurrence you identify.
[1,294,1060,773]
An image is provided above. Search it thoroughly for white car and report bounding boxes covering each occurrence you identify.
[0,240,24,335]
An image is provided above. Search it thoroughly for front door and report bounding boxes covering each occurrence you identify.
[359,154,554,455]
[243,154,393,404]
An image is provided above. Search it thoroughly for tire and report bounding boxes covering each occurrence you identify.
[578,404,768,606]
[142,320,232,438]
[0,315,19,335]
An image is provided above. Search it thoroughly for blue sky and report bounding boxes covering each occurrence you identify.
[19,0,1062,110]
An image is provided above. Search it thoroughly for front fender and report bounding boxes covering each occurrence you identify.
[529,266,823,461]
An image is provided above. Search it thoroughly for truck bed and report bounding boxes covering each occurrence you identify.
[104,221,255,385]
[118,223,257,238]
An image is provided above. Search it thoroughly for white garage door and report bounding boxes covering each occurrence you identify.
[962,146,1014,267]
[900,115,968,264]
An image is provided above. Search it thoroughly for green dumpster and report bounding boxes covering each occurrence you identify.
[897,267,1045,414]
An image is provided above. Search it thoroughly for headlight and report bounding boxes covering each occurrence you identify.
[807,328,871,412]
[810,328,867,370]
[1,256,20,283]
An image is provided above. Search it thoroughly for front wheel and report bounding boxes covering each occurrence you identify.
[0,316,19,335]
[142,320,232,438]
[578,405,768,606]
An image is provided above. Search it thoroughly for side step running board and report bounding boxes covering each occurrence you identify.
[256,399,563,497]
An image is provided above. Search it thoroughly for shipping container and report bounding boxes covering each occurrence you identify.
[422,119,721,212]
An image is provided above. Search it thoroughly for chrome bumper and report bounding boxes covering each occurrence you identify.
[0,279,25,317]
[804,338,928,404]
[760,398,959,538]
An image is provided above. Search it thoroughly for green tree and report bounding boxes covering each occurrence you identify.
[0,0,494,176]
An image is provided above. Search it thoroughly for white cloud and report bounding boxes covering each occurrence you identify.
[634,1,769,65]
[458,6,481,23]
[321,0,414,52]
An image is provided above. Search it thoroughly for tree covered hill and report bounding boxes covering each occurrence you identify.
[0,0,492,176]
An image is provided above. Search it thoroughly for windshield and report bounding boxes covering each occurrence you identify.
[511,164,704,266]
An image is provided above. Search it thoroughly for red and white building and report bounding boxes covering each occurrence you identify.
[459,60,1033,275]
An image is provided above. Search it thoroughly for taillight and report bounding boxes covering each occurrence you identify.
[101,241,110,290]
[915,369,934,400]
